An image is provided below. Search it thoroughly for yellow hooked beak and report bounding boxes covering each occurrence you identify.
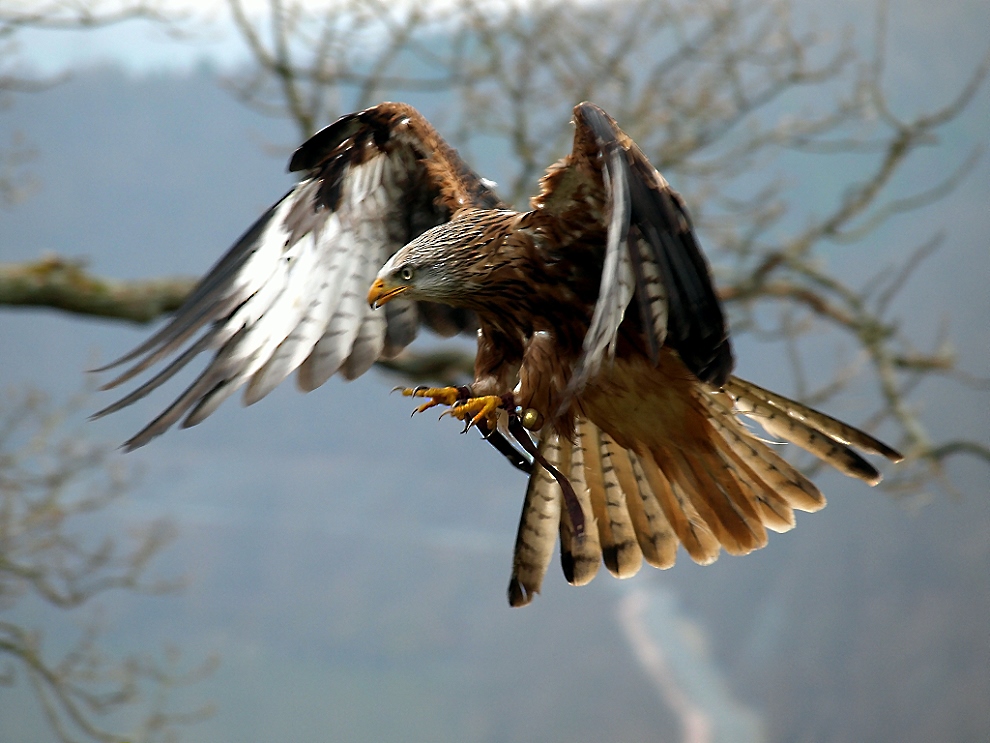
[367,278,409,309]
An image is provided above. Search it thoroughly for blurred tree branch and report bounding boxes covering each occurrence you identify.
[0,257,195,324]
[0,390,216,743]
[1,0,988,495]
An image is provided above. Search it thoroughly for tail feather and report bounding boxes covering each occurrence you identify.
[626,452,679,568]
[575,418,618,576]
[698,390,826,512]
[561,428,601,586]
[639,450,721,565]
[725,377,903,468]
[660,447,755,557]
[708,430,796,533]
[505,373,900,605]
[746,404,882,485]
[586,423,643,578]
[508,429,565,608]
[688,439,769,553]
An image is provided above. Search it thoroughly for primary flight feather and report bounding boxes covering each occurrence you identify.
[96,101,901,606]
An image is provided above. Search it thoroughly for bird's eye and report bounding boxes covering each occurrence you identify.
[400,267,414,281]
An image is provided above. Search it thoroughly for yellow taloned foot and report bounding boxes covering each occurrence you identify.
[398,386,465,415]
[443,395,503,432]
[397,387,504,432]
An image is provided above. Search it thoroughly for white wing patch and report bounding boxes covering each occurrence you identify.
[297,163,396,389]
[95,152,422,450]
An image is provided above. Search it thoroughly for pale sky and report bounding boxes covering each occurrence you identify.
[14,0,988,80]
[14,0,471,74]
[17,10,248,74]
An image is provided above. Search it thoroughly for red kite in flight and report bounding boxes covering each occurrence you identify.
[96,102,901,606]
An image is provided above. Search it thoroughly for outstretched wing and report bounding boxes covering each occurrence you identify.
[534,102,733,397]
[94,102,501,450]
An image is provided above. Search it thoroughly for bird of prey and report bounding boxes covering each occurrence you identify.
[95,101,902,606]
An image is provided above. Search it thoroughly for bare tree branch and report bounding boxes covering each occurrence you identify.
[0,258,196,324]
[0,390,215,743]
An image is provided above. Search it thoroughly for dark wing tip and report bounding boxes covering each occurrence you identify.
[688,340,734,388]
[625,167,734,386]
[290,102,420,173]
[572,101,620,147]
[573,100,610,122]
[289,115,368,173]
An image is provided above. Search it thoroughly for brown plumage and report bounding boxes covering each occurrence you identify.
[95,101,902,607]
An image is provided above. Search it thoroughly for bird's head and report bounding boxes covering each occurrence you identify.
[367,220,486,309]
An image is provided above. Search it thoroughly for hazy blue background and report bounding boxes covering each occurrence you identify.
[1,2,988,741]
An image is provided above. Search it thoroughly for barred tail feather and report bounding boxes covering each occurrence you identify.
[724,377,904,478]
[561,426,602,586]
[685,440,769,553]
[581,420,642,579]
[707,430,797,533]
[638,449,721,565]
[698,390,826,512]
[625,452,679,568]
[509,429,565,607]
